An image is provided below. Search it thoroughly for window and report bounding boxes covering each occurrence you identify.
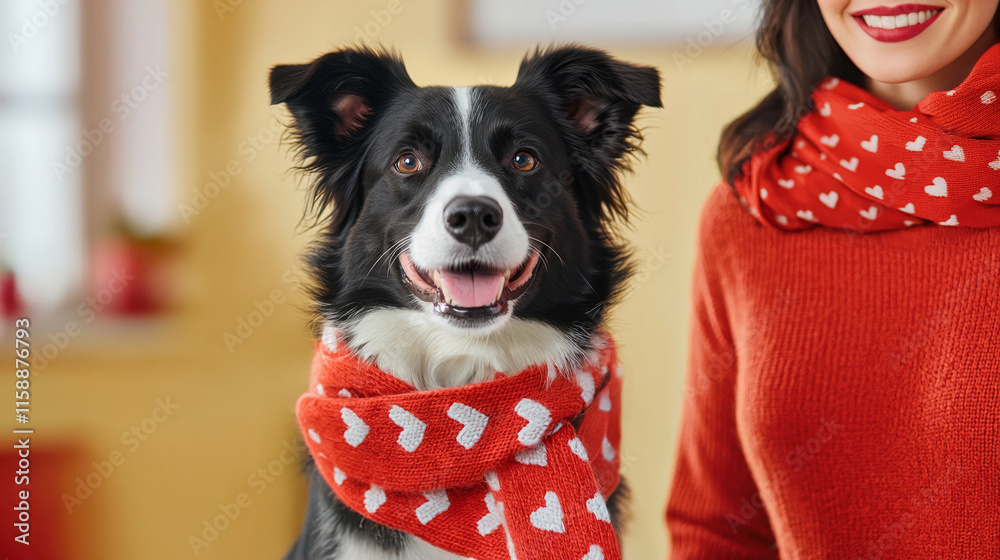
[0,0,174,315]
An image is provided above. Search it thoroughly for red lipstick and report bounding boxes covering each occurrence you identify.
[852,4,944,42]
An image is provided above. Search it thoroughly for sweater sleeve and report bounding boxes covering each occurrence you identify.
[665,187,778,558]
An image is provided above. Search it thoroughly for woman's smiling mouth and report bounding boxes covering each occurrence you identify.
[852,4,945,42]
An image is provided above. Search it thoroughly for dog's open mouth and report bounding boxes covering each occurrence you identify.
[399,251,540,319]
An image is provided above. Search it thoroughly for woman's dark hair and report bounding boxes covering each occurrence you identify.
[718,1,863,184]
[721,2,1000,184]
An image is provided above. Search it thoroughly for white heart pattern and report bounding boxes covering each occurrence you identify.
[477,493,502,536]
[601,437,616,462]
[940,215,959,226]
[840,157,859,172]
[899,203,916,214]
[761,188,768,200]
[794,165,812,174]
[778,178,795,189]
[924,177,948,197]
[974,187,993,202]
[341,408,370,447]
[515,399,552,446]
[389,405,426,452]
[598,391,612,412]
[820,134,840,147]
[333,467,347,485]
[865,185,884,200]
[885,163,906,180]
[819,191,839,209]
[796,209,817,222]
[415,489,450,525]
[568,437,589,461]
[943,145,965,162]
[905,136,926,151]
[484,471,501,491]
[775,214,789,226]
[530,491,566,533]
[859,206,878,220]
[308,428,322,444]
[447,403,489,449]
[819,102,831,117]
[848,102,865,110]
[982,90,997,104]
[586,492,611,523]
[515,443,548,467]
[575,370,595,405]
[365,484,386,514]
[582,545,605,560]
[861,135,878,153]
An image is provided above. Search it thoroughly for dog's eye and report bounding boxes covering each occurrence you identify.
[511,151,537,172]
[395,153,422,174]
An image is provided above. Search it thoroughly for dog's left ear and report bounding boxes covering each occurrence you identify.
[269,48,416,231]
[514,46,661,223]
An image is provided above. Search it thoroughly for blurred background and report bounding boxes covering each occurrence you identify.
[0,0,769,558]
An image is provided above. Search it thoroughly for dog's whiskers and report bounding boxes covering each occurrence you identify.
[361,236,411,287]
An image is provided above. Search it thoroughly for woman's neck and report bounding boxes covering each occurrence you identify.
[867,31,999,110]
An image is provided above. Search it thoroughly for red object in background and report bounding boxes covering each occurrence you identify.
[1,272,25,317]
[2,443,83,559]
[89,236,172,316]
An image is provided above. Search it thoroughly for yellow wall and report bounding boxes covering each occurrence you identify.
[9,1,771,559]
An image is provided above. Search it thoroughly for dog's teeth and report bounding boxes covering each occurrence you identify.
[503,268,511,280]
[496,280,505,302]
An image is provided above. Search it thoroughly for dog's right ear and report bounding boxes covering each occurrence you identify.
[269,48,416,231]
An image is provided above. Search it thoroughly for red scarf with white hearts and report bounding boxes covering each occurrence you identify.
[734,42,1000,232]
[296,333,623,560]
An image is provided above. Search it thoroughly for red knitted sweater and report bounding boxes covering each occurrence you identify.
[666,184,1000,559]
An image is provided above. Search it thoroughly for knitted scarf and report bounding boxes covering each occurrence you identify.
[296,332,623,560]
[733,42,1000,232]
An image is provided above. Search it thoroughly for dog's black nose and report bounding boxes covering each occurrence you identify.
[443,196,503,249]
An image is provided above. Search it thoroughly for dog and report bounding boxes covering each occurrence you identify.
[270,45,661,560]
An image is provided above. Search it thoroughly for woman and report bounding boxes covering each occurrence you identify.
[666,0,1000,557]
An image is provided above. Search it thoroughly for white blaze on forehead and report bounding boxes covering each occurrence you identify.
[453,86,473,165]
[406,87,529,272]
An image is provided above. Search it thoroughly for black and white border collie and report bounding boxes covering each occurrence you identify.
[270,45,661,559]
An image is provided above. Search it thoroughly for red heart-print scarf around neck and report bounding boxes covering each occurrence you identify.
[296,332,624,560]
[733,42,1000,232]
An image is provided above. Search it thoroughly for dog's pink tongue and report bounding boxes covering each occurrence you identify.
[439,270,504,308]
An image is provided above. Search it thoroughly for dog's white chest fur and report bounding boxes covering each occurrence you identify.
[330,309,583,389]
